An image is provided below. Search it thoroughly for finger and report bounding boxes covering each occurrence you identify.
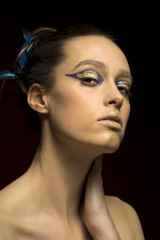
[80,155,103,218]
[85,155,103,189]
[83,156,106,213]
[91,155,103,176]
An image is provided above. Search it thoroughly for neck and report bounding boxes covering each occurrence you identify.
[26,128,101,220]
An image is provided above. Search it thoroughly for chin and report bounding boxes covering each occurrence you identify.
[103,145,120,154]
[97,141,120,154]
[82,138,121,156]
[94,133,124,154]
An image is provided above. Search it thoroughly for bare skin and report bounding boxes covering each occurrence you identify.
[0,36,145,239]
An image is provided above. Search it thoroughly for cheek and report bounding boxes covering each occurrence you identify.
[49,86,96,131]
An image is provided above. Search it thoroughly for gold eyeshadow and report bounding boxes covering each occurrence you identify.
[65,69,104,86]
[66,70,131,96]
[76,70,99,80]
[116,80,131,97]
[116,80,131,90]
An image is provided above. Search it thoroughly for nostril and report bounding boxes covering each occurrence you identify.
[109,100,117,105]
[108,97,123,109]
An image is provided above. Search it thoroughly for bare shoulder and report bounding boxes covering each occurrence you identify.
[105,195,145,240]
[0,188,15,239]
[0,179,27,239]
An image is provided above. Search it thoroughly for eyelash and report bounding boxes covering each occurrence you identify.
[65,69,132,97]
[80,77,101,87]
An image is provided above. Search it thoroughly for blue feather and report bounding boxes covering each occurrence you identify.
[18,28,37,70]
[0,70,17,80]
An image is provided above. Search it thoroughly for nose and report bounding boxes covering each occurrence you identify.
[103,83,124,109]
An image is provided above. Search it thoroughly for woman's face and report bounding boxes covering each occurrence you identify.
[47,36,132,153]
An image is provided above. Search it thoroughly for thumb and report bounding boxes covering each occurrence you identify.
[80,155,103,218]
[86,155,103,187]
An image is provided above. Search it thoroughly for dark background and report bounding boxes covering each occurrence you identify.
[0,3,159,239]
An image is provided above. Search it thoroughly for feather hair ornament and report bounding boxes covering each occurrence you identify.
[0,70,17,80]
[0,28,36,82]
[17,28,37,71]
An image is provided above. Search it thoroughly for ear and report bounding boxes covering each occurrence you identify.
[27,84,49,114]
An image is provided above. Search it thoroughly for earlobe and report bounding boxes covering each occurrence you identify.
[27,84,49,114]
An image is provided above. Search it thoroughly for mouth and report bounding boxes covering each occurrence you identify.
[97,112,122,130]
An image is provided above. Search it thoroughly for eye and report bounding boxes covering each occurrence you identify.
[65,70,104,87]
[116,80,132,97]
[77,71,100,86]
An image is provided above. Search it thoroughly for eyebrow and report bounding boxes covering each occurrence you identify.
[117,69,133,84]
[73,60,106,71]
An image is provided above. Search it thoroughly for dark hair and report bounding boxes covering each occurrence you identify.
[2,24,117,132]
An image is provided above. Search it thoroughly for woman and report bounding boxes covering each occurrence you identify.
[0,24,145,239]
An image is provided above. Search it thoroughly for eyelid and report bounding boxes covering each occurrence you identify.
[116,80,132,98]
[65,69,104,85]
[116,80,131,88]
[77,70,98,79]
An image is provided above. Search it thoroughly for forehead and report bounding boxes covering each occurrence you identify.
[64,35,130,72]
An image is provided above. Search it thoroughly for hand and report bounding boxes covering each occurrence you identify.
[80,156,121,240]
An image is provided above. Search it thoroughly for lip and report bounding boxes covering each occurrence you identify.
[97,112,122,130]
